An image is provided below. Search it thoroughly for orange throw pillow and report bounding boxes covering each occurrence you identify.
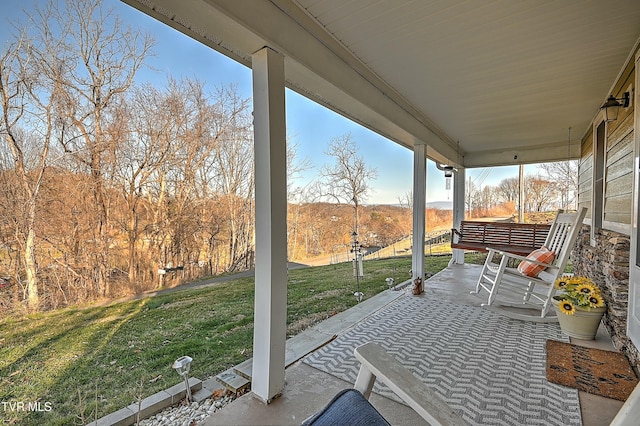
[517,247,555,277]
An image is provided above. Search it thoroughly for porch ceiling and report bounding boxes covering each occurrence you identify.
[122,0,640,167]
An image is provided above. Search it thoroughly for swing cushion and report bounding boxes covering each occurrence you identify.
[517,246,555,277]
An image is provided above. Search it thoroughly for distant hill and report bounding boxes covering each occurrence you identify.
[427,201,453,210]
[369,201,453,210]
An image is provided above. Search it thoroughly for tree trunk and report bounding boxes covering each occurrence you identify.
[128,207,138,285]
[91,148,110,297]
[24,214,39,311]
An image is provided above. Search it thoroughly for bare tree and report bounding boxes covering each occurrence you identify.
[209,86,254,271]
[539,160,578,210]
[286,136,312,200]
[319,133,377,232]
[138,78,218,283]
[113,83,176,285]
[284,135,313,260]
[0,31,61,310]
[397,191,413,210]
[27,0,154,296]
[526,176,559,212]
[131,81,253,278]
[495,177,519,204]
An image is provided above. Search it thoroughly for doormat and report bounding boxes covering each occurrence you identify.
[546,339,639,401]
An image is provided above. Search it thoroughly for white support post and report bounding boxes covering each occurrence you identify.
[251,47,287,403]
[451,168,466,265]
[412,142,427,281]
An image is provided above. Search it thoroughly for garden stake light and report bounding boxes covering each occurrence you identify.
[172,356,193,402]
[385,277,394,289]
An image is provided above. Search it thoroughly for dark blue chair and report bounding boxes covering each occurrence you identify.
[302,388,389,426]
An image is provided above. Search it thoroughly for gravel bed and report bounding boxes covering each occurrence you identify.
[140,391,236,426]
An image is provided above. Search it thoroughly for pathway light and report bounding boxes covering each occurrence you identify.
[172,355,193,402]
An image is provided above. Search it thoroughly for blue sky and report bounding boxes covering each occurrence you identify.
[2,0,533,204]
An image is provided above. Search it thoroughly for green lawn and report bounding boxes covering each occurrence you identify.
[0,254,478,425]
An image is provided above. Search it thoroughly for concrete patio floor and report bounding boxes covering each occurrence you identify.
[204,263,625,426]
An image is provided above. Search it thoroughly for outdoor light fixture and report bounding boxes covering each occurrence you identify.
[600,92,630,122]
[443,165,454,191]
[443,165,454,178]
[172,355,193,402]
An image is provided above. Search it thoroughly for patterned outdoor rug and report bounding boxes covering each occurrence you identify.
[303,295,582,426]
[546,339,639,401]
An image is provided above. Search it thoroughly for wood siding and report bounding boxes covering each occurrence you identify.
[604,111,634,227]
[578,56,635,233]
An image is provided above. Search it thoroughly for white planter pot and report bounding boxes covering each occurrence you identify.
[552,298,606,340]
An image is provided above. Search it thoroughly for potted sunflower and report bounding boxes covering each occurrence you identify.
[551,276,606,340]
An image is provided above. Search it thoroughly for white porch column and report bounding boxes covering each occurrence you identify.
[251,47,287,403]
[451,168,466,264]
[412,142,427,281]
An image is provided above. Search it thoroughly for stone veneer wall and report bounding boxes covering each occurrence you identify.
[572,225,640,372]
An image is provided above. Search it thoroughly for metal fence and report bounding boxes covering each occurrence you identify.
[329,230,452,265]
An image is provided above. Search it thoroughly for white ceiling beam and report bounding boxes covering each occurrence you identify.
[463,140,581,168]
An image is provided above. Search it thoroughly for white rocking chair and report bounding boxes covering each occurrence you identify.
[472,208,587,321]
